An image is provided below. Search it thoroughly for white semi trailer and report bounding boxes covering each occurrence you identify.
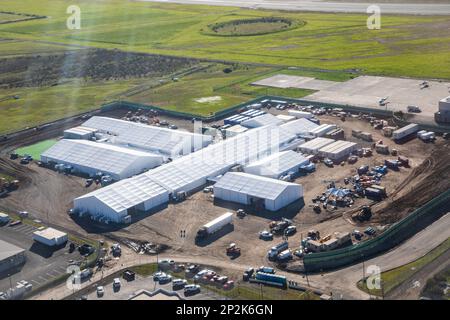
[196,212,233,239]
[392,123,419,141]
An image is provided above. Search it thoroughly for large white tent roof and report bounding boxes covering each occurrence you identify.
[279,118,319,135]
[75,124,300,213]
[76,174,168,213]
[244,150,309,177]
[241,113,283,128]
[83,116,211,155]
[214,172,299,201]
[41,139,162,177]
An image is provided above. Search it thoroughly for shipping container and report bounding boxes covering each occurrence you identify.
[392,123,419,141]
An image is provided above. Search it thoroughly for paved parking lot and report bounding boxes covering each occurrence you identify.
[0,222,82,294]
[253,74,450,120]
[84,273,225,300]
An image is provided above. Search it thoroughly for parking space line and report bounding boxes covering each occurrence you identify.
[38,275,49,282]
[31,279,41,285]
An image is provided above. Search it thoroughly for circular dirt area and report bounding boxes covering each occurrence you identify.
[206,17,304,36]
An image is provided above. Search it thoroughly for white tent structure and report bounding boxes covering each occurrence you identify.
[279,118,319,136]
[41,139,163,180]
[318,140,358,161]
[240,113,283,128]
[74,174,169,223]
[82,116,212,156]
[244,151,310,179]
[214,172,303,211]
[299,137,335,155]
[74,125,300,221]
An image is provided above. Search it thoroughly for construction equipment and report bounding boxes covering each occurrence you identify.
[226,243,241,256]
[351,206,372,222]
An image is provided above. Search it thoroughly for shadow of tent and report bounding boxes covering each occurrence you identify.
[213,197,305,221]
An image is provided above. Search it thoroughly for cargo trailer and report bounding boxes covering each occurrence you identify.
[392,123,419,141]
[196,212,233,239]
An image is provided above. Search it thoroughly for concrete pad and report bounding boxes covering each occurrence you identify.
[304,76,450,119]
[252,74,336,90]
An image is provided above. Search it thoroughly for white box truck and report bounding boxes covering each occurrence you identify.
[392,123,419,141]
[288,110,313,119]
[196,212,233,239]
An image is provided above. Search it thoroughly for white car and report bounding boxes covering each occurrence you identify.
[113,278,121,290]
[158,274,172,284]
[96,286,105,297]
[153,271,167,281]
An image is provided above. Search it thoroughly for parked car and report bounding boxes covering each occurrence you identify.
[113,278,121,291]
[152,271,167,281]
[324,158,334,167]
[186,264,200,274]
[184,284,201,295]
[158,274,172,284]
[168,124,178,130]
[96,286,105,297]
[259,230,273,240]
[172,279,188,290]
[284,225,297,236]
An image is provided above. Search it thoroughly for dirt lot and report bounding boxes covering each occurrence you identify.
[0,107,446,275]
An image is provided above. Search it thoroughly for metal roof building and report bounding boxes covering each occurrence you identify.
[318,140,358,161]
[73,125,300,222]
[299,137,335,154]
[82,116,212,156]
[214,172,303,211]
[0,240,26,274]
[241,113,283,128]
[74,174,169,223]
[244,151,310,179]
[41,139,163,180]
[279,118,319,136]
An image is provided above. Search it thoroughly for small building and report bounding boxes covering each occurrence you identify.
[0,240,26,274]
[244,151,310,179]
[288,110,313,119]
[63,126,98,140]
[240,113,283,128]
[32,228,68,247]
[318,140,358,161]
[214,172,303,211]
[435,96,450,123]
[299,137,335,155]
[310,124,337,137]
[224,125,248,138]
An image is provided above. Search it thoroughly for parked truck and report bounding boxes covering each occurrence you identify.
[254,272,287,287]
[267,241,289,261]
[196,212,233,239]
[392,123,419,141]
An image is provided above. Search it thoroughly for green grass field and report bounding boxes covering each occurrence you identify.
[0,0,449,133]
[15,139,58,158]
[126,64,320,116]
[1,0,449,79]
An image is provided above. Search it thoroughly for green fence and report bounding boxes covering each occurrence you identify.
[303,188,450,272]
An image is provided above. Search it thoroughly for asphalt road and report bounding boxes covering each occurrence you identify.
[142,0,450,15]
